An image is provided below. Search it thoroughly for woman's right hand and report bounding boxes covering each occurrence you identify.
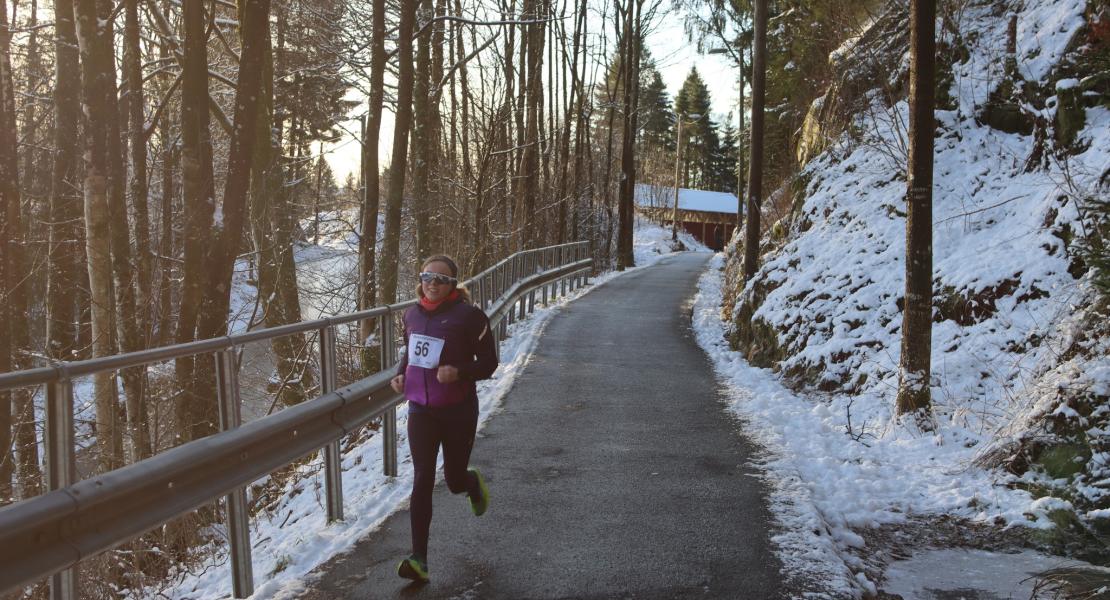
[390,374,405,394]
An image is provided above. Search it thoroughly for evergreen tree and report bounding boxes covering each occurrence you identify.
[713,119,741,194]
[673,67,720,189]
[640,70,675,151]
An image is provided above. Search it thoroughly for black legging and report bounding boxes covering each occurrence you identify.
[407,398,480,559]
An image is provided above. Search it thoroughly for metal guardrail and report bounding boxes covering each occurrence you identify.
[0,241,592,599]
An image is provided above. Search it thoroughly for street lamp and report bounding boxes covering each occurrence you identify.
[672,113,703,241]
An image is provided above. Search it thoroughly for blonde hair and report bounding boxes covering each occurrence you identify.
[416,254,472,303]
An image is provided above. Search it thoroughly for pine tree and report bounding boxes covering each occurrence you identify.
[640,70,674,152]
[713,120,741,194]
[673,67,719,189]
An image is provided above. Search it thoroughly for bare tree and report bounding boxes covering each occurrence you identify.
[0,0,24,501]
[249,0,313,406]
[195,0,272,368]
[616,0,643,270]
[378,0,419,305]
[358,0,387,356]
[74,0,124,469]
[125,0,153,350]
[46,0,82,362]
[411,0,440,260]
[518,0,547,249]
[175,0,219,442]
[896,0,936,429]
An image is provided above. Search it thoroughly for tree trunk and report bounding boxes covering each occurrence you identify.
[431,0,446,245]
[103,0,150,463]
[454,0,472,187]
[358,0,386,355]
[411,0,436,261]
[195,0,270,348]
[2,0,40,498]
[896,0,936,428]
[175,0,218,443]
[519,0,546,250]
[156,60,176,348]
[125,0,152,349]
[378,0,418,306]
[615,0,642,270]
[249,8,312,406]
[74,0,123,471]
[47,0,82,362]
[21,0,50,352]
[557,0,584,245]
[736,47,746,230]
[571,0,588,243]
[743,0,767,281]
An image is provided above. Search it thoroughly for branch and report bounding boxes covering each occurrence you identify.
[386,15,559,61]
[144,72,183,142]
[431,31,500,102]
[211,18,241,64]
[144,0,233,135]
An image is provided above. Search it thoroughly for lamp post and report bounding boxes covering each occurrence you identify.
[708,43,747,229]
[671,113,702,241]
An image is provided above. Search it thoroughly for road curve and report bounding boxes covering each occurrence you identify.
[295,252,784,599]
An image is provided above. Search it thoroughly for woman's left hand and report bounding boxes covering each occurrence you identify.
[436,365,459,383]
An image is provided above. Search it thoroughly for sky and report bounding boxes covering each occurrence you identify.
[323,10,742,183]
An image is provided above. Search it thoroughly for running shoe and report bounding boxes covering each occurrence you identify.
[468,468,489,516]
[397,554,429,582]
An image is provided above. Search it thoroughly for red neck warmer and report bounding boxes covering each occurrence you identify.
[419,289,460,312]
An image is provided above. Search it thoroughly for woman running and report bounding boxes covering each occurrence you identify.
[390,254,497,583]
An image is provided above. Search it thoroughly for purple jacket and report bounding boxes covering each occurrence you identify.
[397,297,499,407]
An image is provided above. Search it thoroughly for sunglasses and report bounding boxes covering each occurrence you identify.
[419,271,458,285]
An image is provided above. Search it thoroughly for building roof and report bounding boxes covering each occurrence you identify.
[634,184,739,215]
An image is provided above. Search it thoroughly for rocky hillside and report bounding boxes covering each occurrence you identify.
[724,0,1109,548]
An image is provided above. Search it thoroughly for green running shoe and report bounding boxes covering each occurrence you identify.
[397,554,429,582]
[468,468,489,516]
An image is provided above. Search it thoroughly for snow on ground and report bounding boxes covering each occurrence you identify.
[155,219,708,599]
[695,256,1050,597]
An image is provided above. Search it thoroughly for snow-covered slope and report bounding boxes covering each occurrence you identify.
[707,0,1108,595]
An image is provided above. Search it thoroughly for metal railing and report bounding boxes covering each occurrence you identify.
[0,241,591,599]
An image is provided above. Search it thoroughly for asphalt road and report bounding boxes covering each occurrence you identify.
[295,252,784,599]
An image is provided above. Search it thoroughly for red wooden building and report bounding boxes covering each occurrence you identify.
[635,184,740,251]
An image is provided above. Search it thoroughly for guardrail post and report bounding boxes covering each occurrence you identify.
[527,252,536,314]
[542,249,549,306]
[216,349,254,599]
[46,380,77,600]
[499,265,508,339]
[508,257,515,323]
[574,245,582,289]
[582,243,591,286]
[319,326,344,523]
[380,313,399,478]
[581,243,589,287]
[517,255,527,320]
[552,248,560,300]
[561,247,569,297]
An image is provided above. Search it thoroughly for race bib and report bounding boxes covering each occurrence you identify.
[408,333,445,369]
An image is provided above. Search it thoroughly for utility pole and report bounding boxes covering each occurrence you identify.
[671,119,685,241]
[671,113,702,241]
